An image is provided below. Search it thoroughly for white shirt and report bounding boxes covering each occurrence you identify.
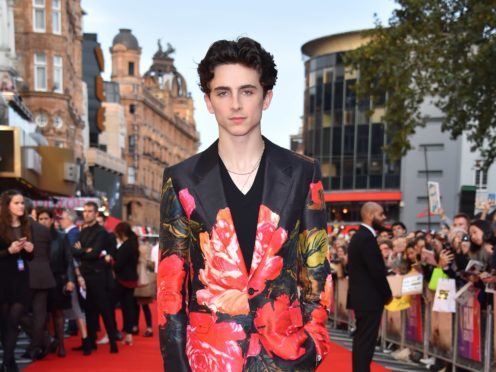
[64,225,76,234]
[361,223,377,238]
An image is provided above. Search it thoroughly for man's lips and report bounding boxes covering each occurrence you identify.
[229,117,246,123]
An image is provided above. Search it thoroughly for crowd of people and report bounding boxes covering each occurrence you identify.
[328,206,496,370]
[0,189,158,372]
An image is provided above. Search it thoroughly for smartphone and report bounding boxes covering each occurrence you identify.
[18,237,27,245]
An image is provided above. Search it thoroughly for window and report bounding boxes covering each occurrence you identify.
[128,167,136,185]
[474,161,488,190]
[53,55,63,92]
[34,53,47,91]
[52,0,61,34]
[33,0,46,32]
[128,62,135,76]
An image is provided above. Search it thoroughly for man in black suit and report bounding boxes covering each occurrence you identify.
[72,202,118,354]
[347,202,392,372]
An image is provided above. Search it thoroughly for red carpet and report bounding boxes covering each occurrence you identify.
[26,305,389,372]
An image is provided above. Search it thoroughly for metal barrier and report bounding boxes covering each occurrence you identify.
[327,277,495,372]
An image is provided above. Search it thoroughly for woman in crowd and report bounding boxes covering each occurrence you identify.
[133,238,156,337]
[112,222,139,345]
[0,190,34,371]
[37,209,74,357]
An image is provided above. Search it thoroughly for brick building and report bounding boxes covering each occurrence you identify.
[110,29,199,230]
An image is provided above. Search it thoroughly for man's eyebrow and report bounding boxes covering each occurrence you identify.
[212,84,258,91]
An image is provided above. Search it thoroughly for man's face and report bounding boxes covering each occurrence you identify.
[379,243,391,260]
[393,237,406,253]
[37,212,52,228]
[378,230,391,240]
[204,63,272,139]
[371,207,386,230]
[392,225,406,238]
[83,205,97,225]
[453,217,469,232]
[59,212,72,229]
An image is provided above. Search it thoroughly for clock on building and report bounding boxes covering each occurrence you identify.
[35,113,48,128]
[53,115,63,129]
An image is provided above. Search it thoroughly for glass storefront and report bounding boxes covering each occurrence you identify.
[303,52,401,191]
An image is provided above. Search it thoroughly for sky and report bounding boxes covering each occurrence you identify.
[83,0,398,151]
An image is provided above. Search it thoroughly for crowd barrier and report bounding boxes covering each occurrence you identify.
[328,276,495,372]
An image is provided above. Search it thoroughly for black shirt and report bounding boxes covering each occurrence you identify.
[219,152,265,273]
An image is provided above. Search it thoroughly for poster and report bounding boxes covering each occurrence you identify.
[428,181,442,214]
[405,294,423,343]
[457,287,481,362]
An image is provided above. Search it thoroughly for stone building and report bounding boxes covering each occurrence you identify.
[110,29,199,231]
[13,0,85,188]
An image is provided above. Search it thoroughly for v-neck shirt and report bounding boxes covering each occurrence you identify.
[219,151,265,273]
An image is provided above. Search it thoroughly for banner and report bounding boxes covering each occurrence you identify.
[428,181,442,214]
[406,294,423,343]
[457,287,481,362]
[32,197,100,209]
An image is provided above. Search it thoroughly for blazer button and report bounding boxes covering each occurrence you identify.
[248,288,255,295]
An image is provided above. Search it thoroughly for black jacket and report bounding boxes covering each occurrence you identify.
[49,229,75,283]
[72,223,107,275]
[112,238,139,282]
[29,220,56,289]
[347,225,392,311]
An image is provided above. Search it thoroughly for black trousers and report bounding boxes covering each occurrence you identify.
[352,309,383,372]
[114,283,136,334]
[84,272,117,343]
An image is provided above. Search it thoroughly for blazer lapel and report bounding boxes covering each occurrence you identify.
[249,139,294,278]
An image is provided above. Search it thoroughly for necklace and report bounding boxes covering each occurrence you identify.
[221,143,265,175]
[220,143,265,194]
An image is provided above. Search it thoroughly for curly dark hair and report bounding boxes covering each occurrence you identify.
[197,37,277,96]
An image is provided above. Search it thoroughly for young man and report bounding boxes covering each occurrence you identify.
[72,202,118,354]
[158,38,332,371]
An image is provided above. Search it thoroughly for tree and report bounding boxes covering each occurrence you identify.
[346,0,496,168]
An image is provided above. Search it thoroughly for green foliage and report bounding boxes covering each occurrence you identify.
[346,0,496,169]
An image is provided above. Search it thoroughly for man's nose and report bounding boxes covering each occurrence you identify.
[231,93,241,110]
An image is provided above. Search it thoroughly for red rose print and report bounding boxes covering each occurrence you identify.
[304,307,332,360]
[248,205,287,296]
[254,295,308,360]
[197,208,250,316]
[308,181,325,210]
[187,312,245,372]
[178,188,196,219]
[157,254,186,326]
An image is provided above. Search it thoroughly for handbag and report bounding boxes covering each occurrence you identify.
[432,278,456,313]
[428,267,448,291]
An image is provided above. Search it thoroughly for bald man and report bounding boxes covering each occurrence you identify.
[347,202,392,372]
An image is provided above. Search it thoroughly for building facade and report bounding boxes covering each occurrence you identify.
[110,30,199,231]
[300,30,496,231]
[10,0,85,197]
[83,33,126,217]
[301,31,401,225]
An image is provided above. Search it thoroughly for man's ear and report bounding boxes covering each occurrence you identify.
[204,93,214,114]
[262,90,273,110]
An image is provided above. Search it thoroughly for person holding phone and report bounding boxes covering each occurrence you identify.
[0,190,34,371]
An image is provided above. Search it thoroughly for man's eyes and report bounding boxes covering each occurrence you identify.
[242,89,254,95]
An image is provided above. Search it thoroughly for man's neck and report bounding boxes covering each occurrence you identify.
[85,220,97,228]
[218,131,264,170]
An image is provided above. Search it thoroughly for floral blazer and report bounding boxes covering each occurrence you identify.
[158,139,332,371]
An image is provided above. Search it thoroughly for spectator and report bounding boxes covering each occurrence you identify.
[38,209,75,357]
[391,221,407,238]
[452,213,470,233]
[378,240,393,265]
[0,190,34,371]
[72,202,118,354]
[468,220,493,269]
[112,222,139,346]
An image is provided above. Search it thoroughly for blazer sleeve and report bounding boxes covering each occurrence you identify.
[158,168,191,372]
[298,160,332,364]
